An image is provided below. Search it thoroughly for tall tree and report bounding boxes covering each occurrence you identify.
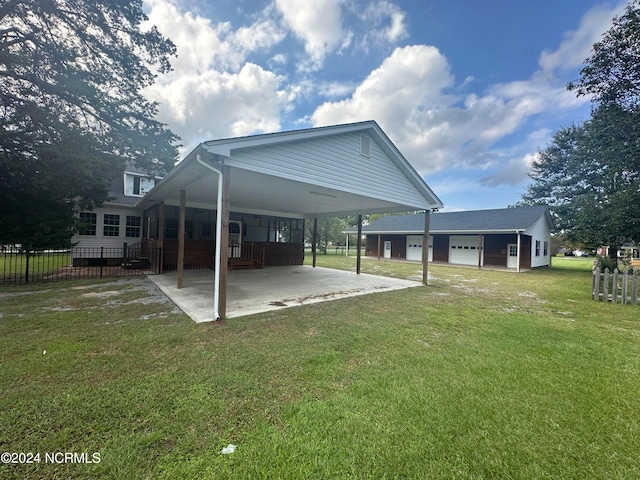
[522,106,640,252]
[568,0,640,109]
[0,0,179,249]
[523,1,640,255]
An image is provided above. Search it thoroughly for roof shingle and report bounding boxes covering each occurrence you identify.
[349,205,552,234]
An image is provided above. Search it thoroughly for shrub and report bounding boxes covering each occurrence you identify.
[596,256,618,271]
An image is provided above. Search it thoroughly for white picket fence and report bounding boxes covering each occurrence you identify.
[592,267,639,305]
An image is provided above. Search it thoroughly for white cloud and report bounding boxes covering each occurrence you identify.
[311,45,520,173]
[480,153,537,187]
[142,0,293,152]
[318,81,358,99]
[144,0,224,73]
[538,2,627,74]
[275,0,347,71]
[145,63,290,146]
[310,2,623,180]
[312,44,453,126]
[140,0,624,191]
[386,11,407,42]
[361,1,408,43]
[147,0,285,73]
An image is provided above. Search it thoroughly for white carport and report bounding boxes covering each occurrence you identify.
[141,121,443,321]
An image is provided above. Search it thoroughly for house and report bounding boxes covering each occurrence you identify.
[71,167,162,266]
[136,120,443,319]
[345,205,553,271]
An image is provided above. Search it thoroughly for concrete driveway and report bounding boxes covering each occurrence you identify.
[148,265,421,322]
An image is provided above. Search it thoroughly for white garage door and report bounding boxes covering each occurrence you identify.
[406,235,432,262]
[449,235,482,266]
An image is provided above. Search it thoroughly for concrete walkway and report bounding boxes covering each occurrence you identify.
[148,265,421,322]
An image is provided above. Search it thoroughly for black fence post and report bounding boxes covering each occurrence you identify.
[25,251,30,284]
[100,247,104,279]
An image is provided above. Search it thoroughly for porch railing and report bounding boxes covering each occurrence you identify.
[229,242,265,269]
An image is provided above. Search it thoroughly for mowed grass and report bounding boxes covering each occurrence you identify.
[1,257,639,479]
[0,252,71,284]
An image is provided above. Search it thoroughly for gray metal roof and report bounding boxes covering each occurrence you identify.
[346,205,553,234]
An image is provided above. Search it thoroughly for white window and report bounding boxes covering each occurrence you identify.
[103,214,120,236]
[126,216,141,238]
[124,173,155,197]
[78,212,97,236]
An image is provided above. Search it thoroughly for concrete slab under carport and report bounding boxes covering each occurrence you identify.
[148,265,422,322]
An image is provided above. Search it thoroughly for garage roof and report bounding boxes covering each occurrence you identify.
[346,205,553,234]
[140,121,443,218]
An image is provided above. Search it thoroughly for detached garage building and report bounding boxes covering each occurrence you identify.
[350,205,553,272]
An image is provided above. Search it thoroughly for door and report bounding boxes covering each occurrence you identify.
[406,235,432,262]
[406,235,422,262]
[449,236,481,266]
[383,241,392,259]
[507,244,518,269]
[229,221,242,258]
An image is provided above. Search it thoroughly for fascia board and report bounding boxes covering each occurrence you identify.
[349,229,528,235]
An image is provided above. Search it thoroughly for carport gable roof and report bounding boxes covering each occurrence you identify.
[347,205,553,235]
[141,121,443,218]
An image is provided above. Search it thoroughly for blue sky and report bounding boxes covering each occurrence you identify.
[142,0,627,212]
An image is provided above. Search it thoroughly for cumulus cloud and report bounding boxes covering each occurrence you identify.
[140,0,623,191]
[538,2,627,74]
[145,0,285,73]
[480,153,537,187]
[310,2,623,183]
[145,63,289,138]
[312,45,454,126]
[143,0,293,152]
[275,0,348,71]
[311,44,527,173]
[358,0,408,45]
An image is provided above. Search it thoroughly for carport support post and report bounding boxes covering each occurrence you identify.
[478,234,483,269]
[422,210,431,285]
[356,214,362,275]
[158,201,165,274]
[377,234,381,260]
[218,165,231,320]
[177,190,186,289]
[312,218,318,268]
[516,231,521,273]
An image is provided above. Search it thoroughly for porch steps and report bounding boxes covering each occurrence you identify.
[228,258,263,270]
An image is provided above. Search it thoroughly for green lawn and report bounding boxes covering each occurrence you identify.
[0,252,71,284]
[1,258,638,479]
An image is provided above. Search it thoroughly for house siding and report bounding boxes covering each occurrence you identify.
[363,232,541,271]
[526,216,551,268]
[365,234,407,258]
[72,205,143,252]
[225,132,433,210]
[433,235,449,262]
[484,234,516,267]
